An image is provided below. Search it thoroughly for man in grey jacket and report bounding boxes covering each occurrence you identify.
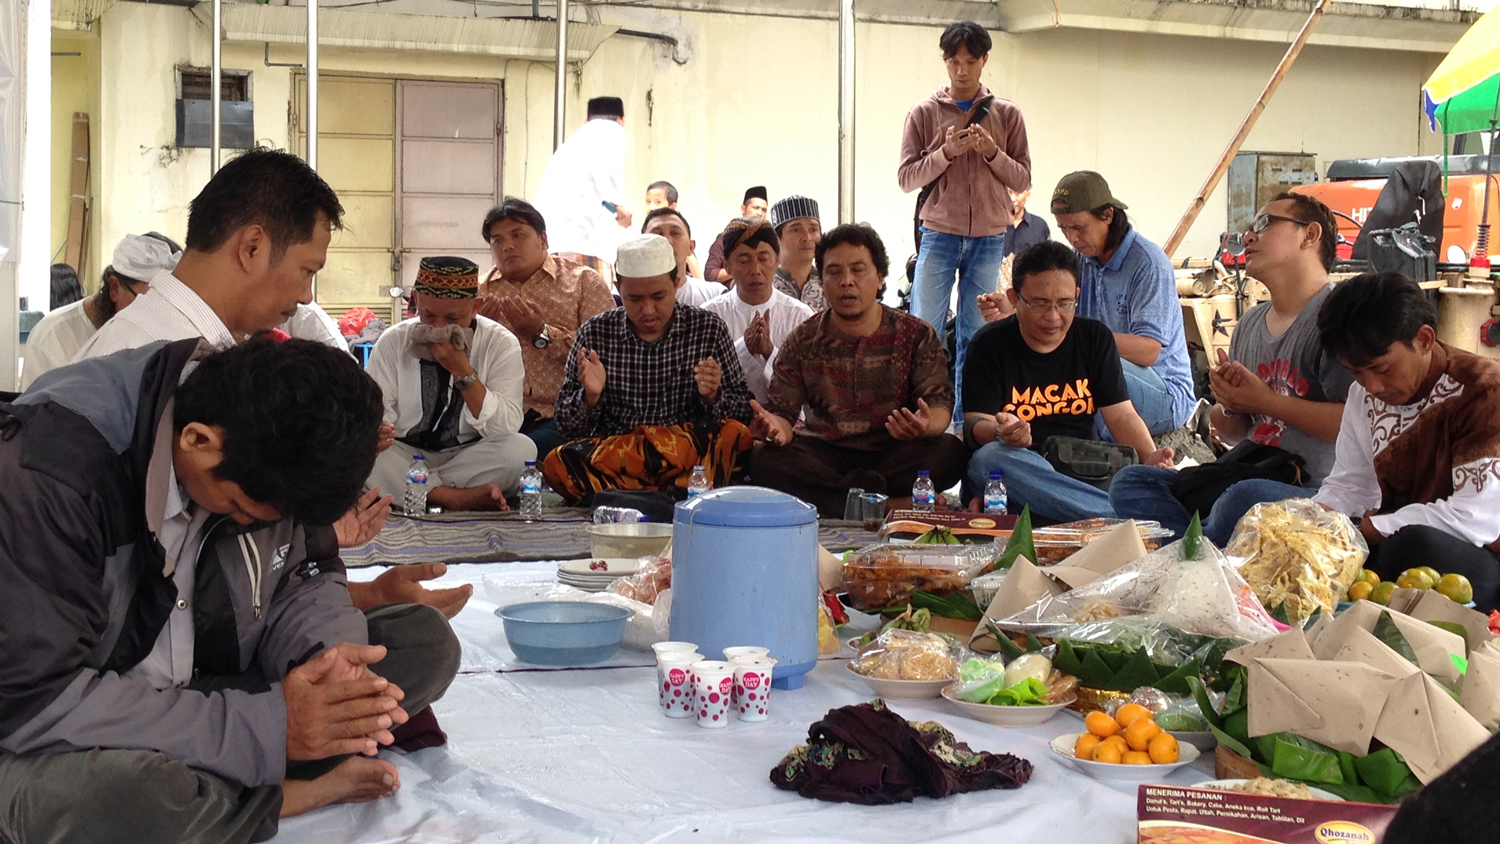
[0,338,458,842]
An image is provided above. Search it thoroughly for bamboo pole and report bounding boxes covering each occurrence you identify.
[1164,0,1330,257]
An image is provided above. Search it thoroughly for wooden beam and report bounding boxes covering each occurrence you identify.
[64,112,89,278]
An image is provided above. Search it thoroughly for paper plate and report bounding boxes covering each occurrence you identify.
[1048,732,1200,782]
[1194,778,1344,802]
[844,661,951,700]
[940,683,1074,727]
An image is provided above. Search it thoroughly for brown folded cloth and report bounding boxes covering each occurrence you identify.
[770,700,1033,804]
[391,706,448,752]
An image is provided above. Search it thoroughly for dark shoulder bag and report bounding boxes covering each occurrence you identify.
[1168,440,1306,518]
[1042,436,1139,492]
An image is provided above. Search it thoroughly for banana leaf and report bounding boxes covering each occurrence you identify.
[1184,512,1204,560]
[1354,748,1415,798]
[1338,751,1361,788]
[1223,708,1252,750]
[1375,611,1420,665]
[1187,676,1225,731]
[1054,640,1083,675]
[1155,659,1201,695]
[1269,734,1345,785]
[910,590,983,621]
[994,506,1035,570]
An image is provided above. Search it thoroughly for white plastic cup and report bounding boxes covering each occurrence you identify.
[690,660,736,729]
[657,652,701,718]
[652,641,699,658]
[733,657,777,722]
[722,646,770,662]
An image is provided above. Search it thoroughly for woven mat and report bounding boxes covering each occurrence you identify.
[340,509,881,567]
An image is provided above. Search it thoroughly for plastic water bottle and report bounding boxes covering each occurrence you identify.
[593,506,648,524]
[687,465,711,498]
[519,460,543,522]
[912,470,935,512]
[983,470,1008,515]
[403,455,429,516]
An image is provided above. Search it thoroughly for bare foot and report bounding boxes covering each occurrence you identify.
[280,756,400,818]
[428,483,510,511]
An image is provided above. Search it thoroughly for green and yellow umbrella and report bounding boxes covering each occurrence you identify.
[1425,9,1500,135]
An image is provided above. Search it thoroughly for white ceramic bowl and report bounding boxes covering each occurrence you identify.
[1048,732,1201,782]
[845,661,951,700]
[940,684,1075,727]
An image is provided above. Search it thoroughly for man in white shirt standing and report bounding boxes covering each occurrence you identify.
[21,232,181,389]
[643,207,724,308]
[531,96,632,280]
[702,217,815,403]
[366,257,535,511]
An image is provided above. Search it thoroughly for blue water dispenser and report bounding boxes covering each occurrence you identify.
[670,486,819,689]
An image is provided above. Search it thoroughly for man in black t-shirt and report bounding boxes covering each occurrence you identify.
[962,240,1173,521]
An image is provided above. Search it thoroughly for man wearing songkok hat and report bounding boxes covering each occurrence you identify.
[748,224,968,518]
[704,185,769,283]
[702,216,814,403]
[532,96,633,279]
[479,197,615,460]
[21,231,181,389]
[769,194,828,311]
[641,206,724,308]
[367,256,536,511]
[544,234,754,502]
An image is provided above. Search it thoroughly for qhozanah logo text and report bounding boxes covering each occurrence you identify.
[1314,821,1375,844]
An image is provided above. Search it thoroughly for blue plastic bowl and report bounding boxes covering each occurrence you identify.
[495,601,635,666]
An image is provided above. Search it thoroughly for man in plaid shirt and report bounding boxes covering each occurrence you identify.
[544,234,754,501]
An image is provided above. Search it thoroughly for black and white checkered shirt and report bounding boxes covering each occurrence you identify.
[555,305,754,438]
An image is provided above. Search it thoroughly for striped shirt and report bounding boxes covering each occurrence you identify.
[73,270,236,361]
[554,306,753,438]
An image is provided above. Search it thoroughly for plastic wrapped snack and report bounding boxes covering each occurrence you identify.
[1227,499,1368,622]
[1032,518,1174,565]
[607,556,672,605]
[849,628,961,681]
[841,543,989,611]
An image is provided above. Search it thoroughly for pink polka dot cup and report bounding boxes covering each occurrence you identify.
[689,660,736,729]
[732,657,777,722]
[657,652,700,718]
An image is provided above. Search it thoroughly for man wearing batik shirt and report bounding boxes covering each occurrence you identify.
[368,257,535,511]
[479,198,616,459]
[545,235,754,501]
[1313,272,1500,612]
[703,217,815,403]
[748,224,968,518]
[770,194,828,311]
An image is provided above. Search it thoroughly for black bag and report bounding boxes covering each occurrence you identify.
[581,489,679,524]
[1168,440,1305,519]
[1041,436,1139,491]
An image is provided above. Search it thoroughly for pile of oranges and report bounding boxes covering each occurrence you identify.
[1074,703,1180,765]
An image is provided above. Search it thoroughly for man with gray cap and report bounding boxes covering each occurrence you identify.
[770,194,828,311]
[1046,171,1195,437]
[532,96,634,279]
[545,234,753,502]
[367,256,535,511]
[21,232,181,389]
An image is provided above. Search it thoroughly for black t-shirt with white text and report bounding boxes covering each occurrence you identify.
[962,316,1130,448]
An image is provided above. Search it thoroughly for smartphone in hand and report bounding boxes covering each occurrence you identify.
[602,200,618,214]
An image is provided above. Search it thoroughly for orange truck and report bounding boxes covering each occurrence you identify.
[1294,154,1500,263]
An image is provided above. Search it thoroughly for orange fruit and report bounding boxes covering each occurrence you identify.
[1074,733,1102,760]
[1148,732,1180,765]
[1122,750,1153,765]
[1085,710,1120,738]
[1092,741,1123,764]
[1115,703,1152,730]
[1103,735,1129,755]
[1124,717,1163,751]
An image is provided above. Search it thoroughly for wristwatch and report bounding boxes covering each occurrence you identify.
[532,328,551,350]
[453,373,478,391]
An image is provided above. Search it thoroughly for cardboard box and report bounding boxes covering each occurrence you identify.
[881,510,1017,542]
[1137,784,1397,844]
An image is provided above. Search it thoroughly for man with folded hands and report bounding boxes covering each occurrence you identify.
[0,339,459,842]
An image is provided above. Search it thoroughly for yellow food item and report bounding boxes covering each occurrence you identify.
[1085,711,1121,738]
[1115,703,1152,730]
[1437,573,1474,605]
[1397,570,1434,591]
[1147,732,1180,764]
[1091,741,1123,764]
[1347,581,1373,602]
[1416,566,1442,586]
[1226,778,1316,800]
[1124,717,1163,752]
[1075,733,1102,760]
[898,649,957,681]
[1103,735,1129,755]
[1371,582,1396,605]
[1229,500,1367,622]
[1122,750,1153,765]
[1357,569,1381,587]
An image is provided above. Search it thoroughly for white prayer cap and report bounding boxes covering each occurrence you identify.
[111,233,182,283]
[615,234,676,278]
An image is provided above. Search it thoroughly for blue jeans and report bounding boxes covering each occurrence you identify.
[968,442,1115,524]
[912,229,1006,420]
[1108,465,1307,547]
[521,415,569,463]
[1097,360,1177,440]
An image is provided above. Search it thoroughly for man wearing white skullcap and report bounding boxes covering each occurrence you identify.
[20,232,182,389]
[544,234,754,502]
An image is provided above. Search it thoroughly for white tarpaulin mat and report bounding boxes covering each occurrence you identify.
[277,563,1213,843]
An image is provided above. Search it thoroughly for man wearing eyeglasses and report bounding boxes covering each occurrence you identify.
[962,241,1173,522]
[1109,193,1353,545]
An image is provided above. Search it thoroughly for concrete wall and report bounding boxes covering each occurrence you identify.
[58,2,1446,294]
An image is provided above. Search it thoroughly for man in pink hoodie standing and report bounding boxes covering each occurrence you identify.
[899,20,1031,422]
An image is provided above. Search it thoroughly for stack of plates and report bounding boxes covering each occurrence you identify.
[556,558,641,592]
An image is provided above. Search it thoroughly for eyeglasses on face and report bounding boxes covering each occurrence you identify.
[1016,292,1077,314]
[1247,213,1310,235]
